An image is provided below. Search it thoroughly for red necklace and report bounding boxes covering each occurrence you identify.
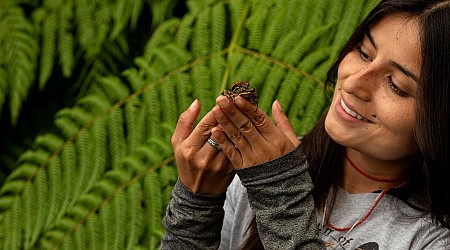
[345,153,404,183]
[322,155,406,247]
[324,185,395,232]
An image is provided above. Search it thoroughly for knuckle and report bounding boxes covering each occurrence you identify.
[230,131,244,143]
[183,149,195,163]
[198,122,214,136]
[239,120,253,134]
[252,113,267,127]
[224,147,235,159]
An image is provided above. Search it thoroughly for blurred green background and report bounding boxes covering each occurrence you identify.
[0,0,379,249]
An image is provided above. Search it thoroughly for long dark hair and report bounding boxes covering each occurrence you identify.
[242,0,450,248]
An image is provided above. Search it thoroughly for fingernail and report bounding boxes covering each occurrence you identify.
[275,100,284,112]
[217,98,229,108]
[235,97,244,107]
[189,99,198,110]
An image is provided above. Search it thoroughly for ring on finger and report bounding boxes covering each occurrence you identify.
[207,138,221,151]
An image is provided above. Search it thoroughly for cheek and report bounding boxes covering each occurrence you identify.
[380,102,416,141]
[337,54,358,80]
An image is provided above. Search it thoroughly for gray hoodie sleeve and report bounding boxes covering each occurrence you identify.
[160,180,226,249]
[161,145,323,249]
[236,145,324,249]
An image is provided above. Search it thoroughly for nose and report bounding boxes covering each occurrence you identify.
[342,63,381,101]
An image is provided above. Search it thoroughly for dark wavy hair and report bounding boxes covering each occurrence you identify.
[242,0,450,248]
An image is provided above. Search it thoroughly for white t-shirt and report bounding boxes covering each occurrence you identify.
[220,176,450,249]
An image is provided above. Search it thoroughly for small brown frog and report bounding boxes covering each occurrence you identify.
[221,81,258,108]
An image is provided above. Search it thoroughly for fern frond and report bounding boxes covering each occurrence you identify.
[143,19,181,61]
[112,191,127,249]
[191,8,211,58]
[175,14,195,49]
[150,0,177,29]
[85,213,99,249]
[143,172,163,249]
[246,2,270,50]
[191,63,213,117]
[125,96,141,149]
[58,0,75,78]
[74,0,96,56]
[110,0,130,40]
[93,0,110,52]
[39,13,57,88]
[126,181,144,250]
[1,5,38,125]
[0,1,382,249]
[108,108,127,170]
[298,84,327,135]
[210,2,226,53]
[259,1,288,55]
[331,0,365,57]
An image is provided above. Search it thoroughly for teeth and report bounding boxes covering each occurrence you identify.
[340,99,369,122]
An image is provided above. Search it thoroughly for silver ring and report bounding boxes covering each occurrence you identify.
[207,138,221,151]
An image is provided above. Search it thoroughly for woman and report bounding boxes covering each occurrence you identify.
[162,0,450,249]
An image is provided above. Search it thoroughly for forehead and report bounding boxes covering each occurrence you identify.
[369,14,421,75]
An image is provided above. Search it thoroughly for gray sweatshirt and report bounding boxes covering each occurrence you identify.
[161,146,323,249]
[161,146,450,249]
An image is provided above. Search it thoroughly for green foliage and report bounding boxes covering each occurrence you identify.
[0,0,380,249]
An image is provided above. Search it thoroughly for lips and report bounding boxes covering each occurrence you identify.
[340,99,370,122]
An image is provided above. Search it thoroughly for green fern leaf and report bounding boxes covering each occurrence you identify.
[39,13,57,88]
[126,181,145,250]
[58,1,75,78]
[144,172,163,249]
[108,109,128,170]
[75,0,96,56]
[0,1,382,249]
[110,0,132,40]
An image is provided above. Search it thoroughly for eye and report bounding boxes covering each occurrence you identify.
[355,45,371,61]
[387,76,407,97]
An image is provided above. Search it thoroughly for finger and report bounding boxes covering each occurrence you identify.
[272,100,300,147]
[172,99,200,147]
[216,96,265,145]
[210,127,243,169]
[212,105,252,152]
[233,96,281,140]
[183,108,220,149]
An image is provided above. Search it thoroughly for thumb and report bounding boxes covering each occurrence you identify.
[272,100,300,147]
[172,99,201,147]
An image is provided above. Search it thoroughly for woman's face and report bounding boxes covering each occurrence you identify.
[325,14,421,161]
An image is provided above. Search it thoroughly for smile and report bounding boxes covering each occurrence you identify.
[340,99,370,122]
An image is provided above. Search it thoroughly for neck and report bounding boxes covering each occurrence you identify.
[341,148,410,194]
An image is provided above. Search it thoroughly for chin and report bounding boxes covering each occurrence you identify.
[324,110,341,140]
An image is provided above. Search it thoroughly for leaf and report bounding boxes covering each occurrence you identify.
[0,1,381,249]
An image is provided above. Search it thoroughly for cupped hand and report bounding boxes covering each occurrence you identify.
[210,96,300,169]
[171,100,235,195]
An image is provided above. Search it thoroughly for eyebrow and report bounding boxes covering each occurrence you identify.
[365,30,377,50]
[389,61,420,83]
[364,29,420,84]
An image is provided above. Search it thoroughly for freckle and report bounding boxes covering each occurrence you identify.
[371,113,376,118]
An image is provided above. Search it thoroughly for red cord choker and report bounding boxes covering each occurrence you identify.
[345,153,403,183]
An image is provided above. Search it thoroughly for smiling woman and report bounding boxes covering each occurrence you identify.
[326,13,419,164]
[161,0,450,249]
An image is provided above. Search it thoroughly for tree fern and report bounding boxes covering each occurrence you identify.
[0,0,381,249]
